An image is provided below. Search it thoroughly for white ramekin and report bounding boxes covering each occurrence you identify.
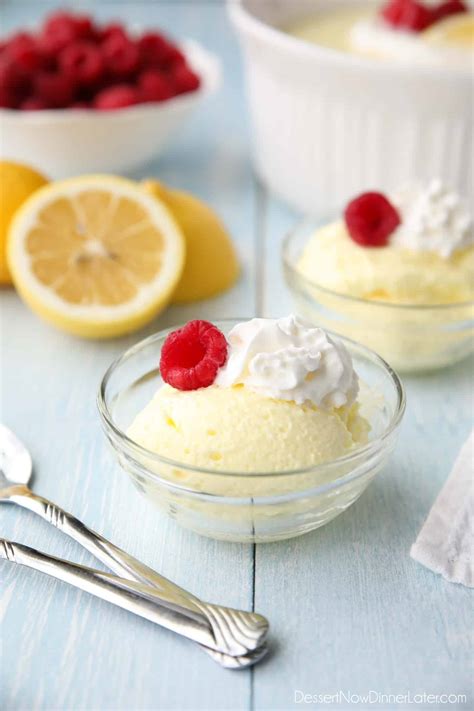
[0,40,220,179]
[229,0,473,215]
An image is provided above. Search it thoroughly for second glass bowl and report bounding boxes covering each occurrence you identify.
[283,219,474,373]
[98,320,405,543]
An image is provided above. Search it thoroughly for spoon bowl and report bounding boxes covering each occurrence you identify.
[0,424,32,489]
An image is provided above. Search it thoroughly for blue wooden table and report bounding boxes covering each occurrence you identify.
[1,2,472,710]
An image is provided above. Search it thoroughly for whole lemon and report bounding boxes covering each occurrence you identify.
[0,161,49,285]
[143,180,239,303]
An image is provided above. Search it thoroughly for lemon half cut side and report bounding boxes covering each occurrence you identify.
[7,175,185,338]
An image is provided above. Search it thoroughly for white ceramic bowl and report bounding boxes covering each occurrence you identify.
[229,0,473,215]
[0,40,220,179]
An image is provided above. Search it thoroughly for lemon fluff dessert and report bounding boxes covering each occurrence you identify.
[291,180,474,371]
[288,0,473,70]
[298,180,474,305]
[128,316,370,473]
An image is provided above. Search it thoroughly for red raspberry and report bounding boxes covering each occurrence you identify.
[42,11,94,44]
[432,0,468,22]
[34,70,76,108]
[163,45,186,68]
[101,35,139,78]
[93,84,138,110]
[0,58,28,107]
[20,96,49,110]
[137,32,170,65]
[381,0,435,31]
[4,33,42,72]
[0,93,13,108]
[72,14,95,41]
[0,85,16,108]
[160,320,228,391]
[171,65,200,95]
[138,70,172,102]
[40,13,79,55]
[70,101,90,109]
[0,57,22,90]
[59,42,104,86]
[99,23,129,44]
[344,192,401,248]
[138,33,187,70]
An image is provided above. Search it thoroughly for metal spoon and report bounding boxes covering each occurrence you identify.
[0,425,268,668]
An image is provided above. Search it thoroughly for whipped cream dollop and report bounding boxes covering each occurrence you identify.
[216,316,359,409]
[350,16,473,70]
[390,179,473,258]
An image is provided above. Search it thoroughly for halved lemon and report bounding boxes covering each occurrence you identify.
[7,175,185,338]
[143,179,239,304]
[0,160,49,285]
[422,14,474,49]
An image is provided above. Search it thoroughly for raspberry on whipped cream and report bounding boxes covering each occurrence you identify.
[298,179,474,305]
[343,180,473,258]
[128,317,369,473]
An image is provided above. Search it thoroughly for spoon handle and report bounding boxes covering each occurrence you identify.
[4,487,268,658]
[0,538,254,656]
[7,486,197,605]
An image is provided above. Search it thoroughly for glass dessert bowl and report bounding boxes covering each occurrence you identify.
[98,317,405,543]
[283,182,474,373]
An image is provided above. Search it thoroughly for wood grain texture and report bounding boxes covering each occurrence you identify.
[1,2,473,710]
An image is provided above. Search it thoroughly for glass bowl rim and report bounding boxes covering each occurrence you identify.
[282,216,474,311]
[97,318,406,481]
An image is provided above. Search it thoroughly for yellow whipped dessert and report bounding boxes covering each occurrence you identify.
[298,180,474,305]
[292,181,474,371]
[288,1,473,70]
[299,221,473,305]
[128,316,369,473]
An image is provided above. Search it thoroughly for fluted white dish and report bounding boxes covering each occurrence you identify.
[229,0,473,214]
[0,40,220,179]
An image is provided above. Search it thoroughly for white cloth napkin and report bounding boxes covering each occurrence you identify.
[410,430,474,587]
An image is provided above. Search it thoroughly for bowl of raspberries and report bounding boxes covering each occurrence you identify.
[0,11,220,177]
